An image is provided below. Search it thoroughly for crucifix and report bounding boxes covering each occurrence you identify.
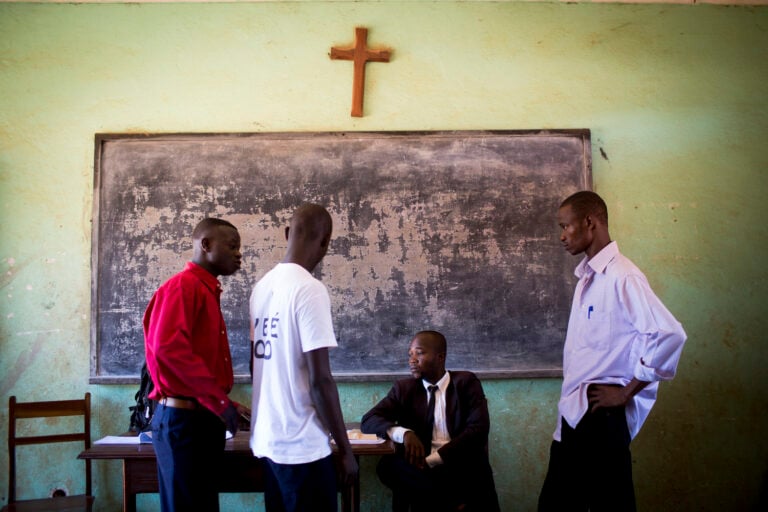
[330,27,392,117]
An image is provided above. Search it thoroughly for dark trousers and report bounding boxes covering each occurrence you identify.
[538,407,636,512]
[376,453,500,512]
[151,403,226,512]
[263,455,338,512]
[377,454,459,512]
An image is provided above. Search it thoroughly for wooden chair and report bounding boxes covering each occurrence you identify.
[2,393,94,512]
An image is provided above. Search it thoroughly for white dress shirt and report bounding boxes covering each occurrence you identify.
[554,241,687,442]
[387,372,451,468]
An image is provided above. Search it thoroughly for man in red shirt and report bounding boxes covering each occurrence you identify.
[144,217,247,512]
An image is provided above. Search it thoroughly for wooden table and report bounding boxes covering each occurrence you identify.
[79,431,394,512]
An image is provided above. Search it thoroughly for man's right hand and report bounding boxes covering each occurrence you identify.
[337,451,359,487]
[403,430,427,469]
[220,402,240,435]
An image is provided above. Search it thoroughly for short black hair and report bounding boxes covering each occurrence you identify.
[290,203,332,242]
[414,330,447,356]
[560,191,608,226]
[192,218,237,240]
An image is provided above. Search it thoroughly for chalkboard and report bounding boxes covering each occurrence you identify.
[90,130,591,383]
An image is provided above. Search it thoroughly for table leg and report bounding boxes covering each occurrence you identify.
[122,461,137,512]
[353,456,361,512]
[122,458,158,512]
[340,455,361,512]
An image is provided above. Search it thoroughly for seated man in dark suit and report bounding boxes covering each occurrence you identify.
[361,330,500,512]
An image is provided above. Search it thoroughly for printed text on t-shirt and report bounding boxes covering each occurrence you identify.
[253,315,278,360]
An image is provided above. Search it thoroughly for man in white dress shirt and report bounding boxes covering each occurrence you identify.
[538,191,687,512]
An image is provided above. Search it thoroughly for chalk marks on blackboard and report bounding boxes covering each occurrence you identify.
[91,131,591,383]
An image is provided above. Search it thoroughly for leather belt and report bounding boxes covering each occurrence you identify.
[160,397,199,410]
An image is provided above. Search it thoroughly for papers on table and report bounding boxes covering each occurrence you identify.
[94,431,153,444]
[97,429,381,446]
[96,430,232,445]
[335,429,385,445]
[95,435,141,445]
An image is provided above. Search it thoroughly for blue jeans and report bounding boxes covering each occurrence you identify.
[151,403,226,512]
[263,455,338,512]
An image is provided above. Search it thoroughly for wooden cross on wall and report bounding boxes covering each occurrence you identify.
[330,27,392,117]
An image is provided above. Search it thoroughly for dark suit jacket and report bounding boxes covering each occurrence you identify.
[361,370,500,510]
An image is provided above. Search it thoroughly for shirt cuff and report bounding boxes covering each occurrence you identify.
[387,426,411,443]
[634,359,659,382]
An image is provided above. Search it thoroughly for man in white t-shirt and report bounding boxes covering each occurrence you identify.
[249,203,358,512]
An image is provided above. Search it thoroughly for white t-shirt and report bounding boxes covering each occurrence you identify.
[249,263,338,464]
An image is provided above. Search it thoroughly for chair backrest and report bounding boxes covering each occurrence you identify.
[6,392,92,503]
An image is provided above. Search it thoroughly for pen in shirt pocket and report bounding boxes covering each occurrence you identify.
[588,305,594,319]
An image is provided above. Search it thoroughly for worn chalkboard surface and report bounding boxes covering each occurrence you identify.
[90,131,591,383]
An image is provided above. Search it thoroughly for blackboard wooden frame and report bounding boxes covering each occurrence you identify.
[90,130,591,384]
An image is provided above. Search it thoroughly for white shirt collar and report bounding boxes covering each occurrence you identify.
[422,371,450,394]
[575,241,619,278]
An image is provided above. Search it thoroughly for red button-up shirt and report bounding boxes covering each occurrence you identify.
[143,262,234,416]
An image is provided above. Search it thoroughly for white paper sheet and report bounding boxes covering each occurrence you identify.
[94,435,142,445]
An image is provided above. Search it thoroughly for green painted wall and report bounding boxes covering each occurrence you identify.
[1,2,766,510]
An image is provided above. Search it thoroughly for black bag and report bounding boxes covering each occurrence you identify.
[129,362,156,432]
